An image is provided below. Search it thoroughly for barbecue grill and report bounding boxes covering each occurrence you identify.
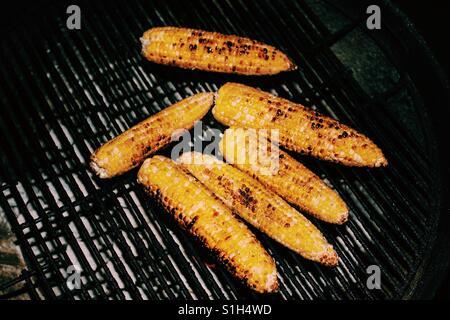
[0,0,449,300]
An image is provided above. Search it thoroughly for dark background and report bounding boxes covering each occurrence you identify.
[392,0,450,80]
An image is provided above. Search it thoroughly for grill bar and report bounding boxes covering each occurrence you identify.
[2,38,121,298]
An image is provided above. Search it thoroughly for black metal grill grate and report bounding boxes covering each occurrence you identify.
[0,0,446,299]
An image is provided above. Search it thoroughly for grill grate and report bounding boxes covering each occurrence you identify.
[0,0,446,299]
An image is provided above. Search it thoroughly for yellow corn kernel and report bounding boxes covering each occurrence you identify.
[220,128,348,224]
[178,152,339,267]
[90,93,214,178]
[141,27,296,75]
[213,83,388,167]
[138,156,278,293]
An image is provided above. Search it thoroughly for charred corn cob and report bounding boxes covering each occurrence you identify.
[138,156,278,293]
[90,93,214,178]
[178,152,339,266]
[140,27,296,75]
[213,83,388,167]
[220,128,348,224]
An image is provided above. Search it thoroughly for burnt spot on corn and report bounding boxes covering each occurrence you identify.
[271,108,285,122]
[237,185,257,212]
[337,131,349,139]
[189,44,197,51]
[186,215,199,230]
[216,173,234,191]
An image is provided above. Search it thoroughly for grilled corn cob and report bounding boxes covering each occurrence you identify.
[138,156,278,293]
[220,128,348,224]
[213,83,388,167]
[90,93,214,178]
[178,152,339,266]
[141,27,296,75]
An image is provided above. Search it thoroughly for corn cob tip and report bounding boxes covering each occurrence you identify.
[288,60,298,71]
[335,210,349,225]
[137,158,152,183]
[264,270,279,293]
[360,146,388,168]
[140,36,150,52]
[320,247,339,267]
[90,157,109,179]
[374,154,388,167]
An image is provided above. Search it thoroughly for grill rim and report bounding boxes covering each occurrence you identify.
[316,0,450,299]
[378,0,450,299]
